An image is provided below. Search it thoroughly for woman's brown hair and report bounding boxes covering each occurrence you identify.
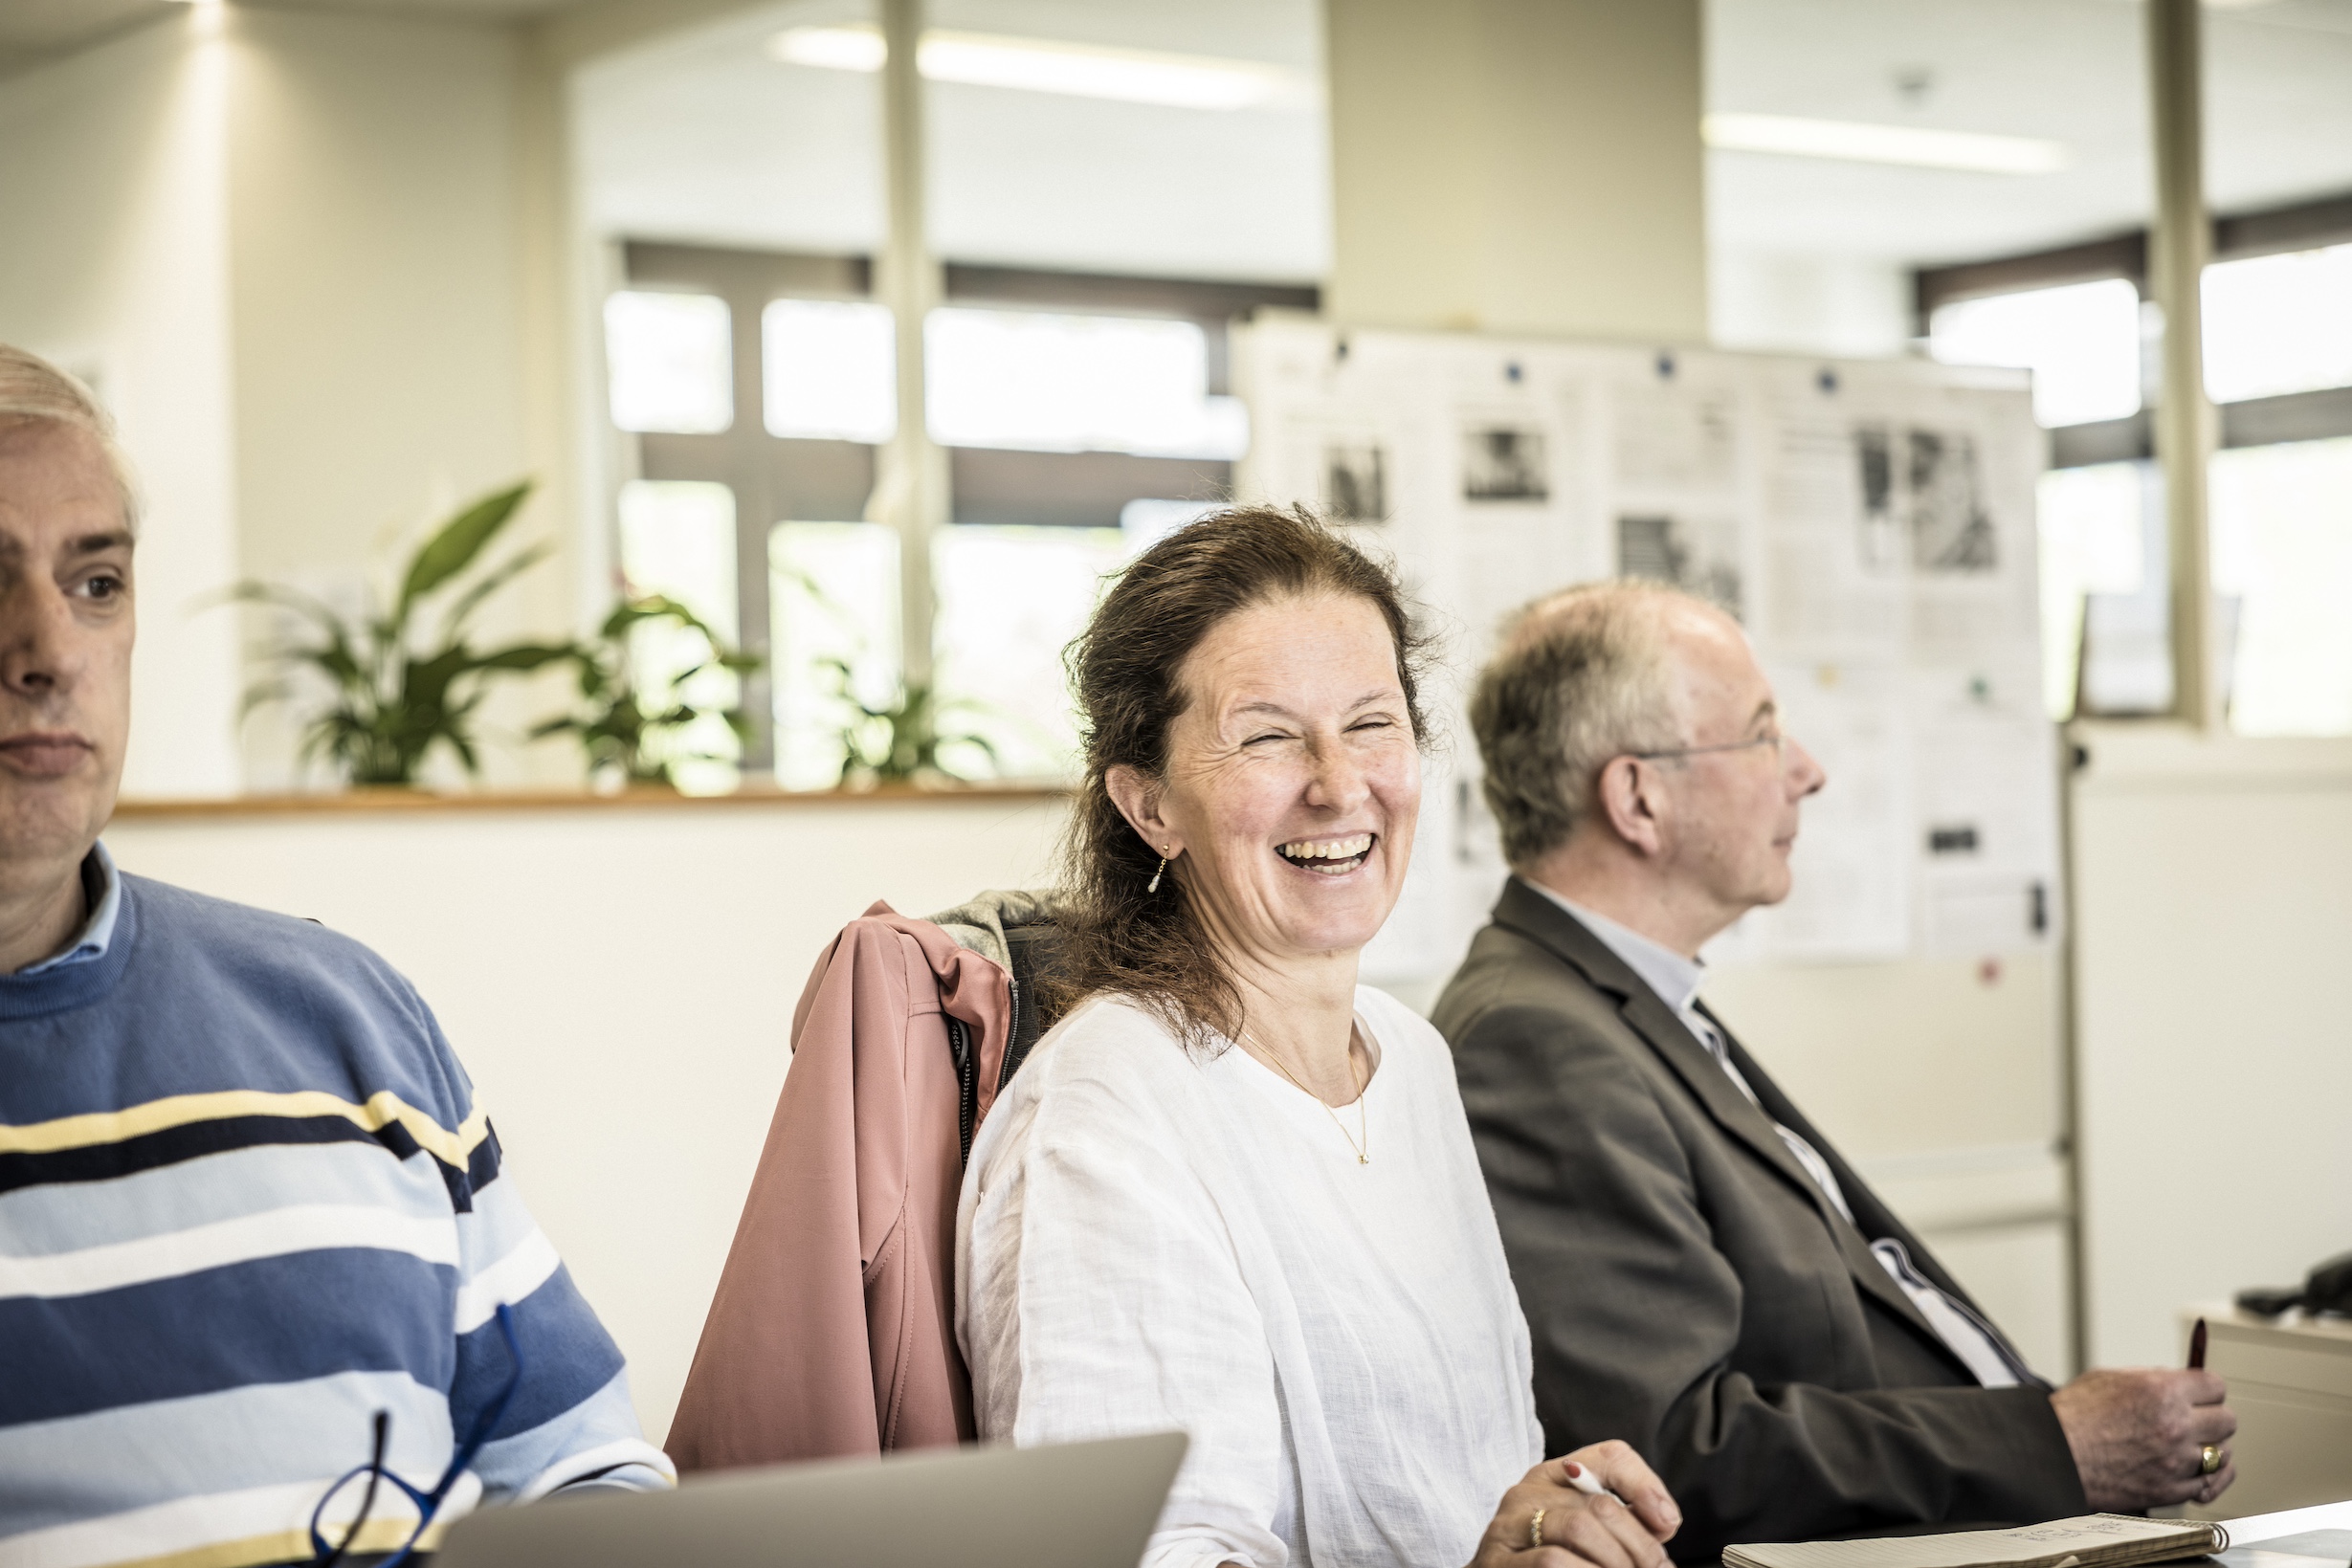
[1047,504,1432,1050]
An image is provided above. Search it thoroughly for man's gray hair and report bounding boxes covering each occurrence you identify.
[0,344,141,533]
[1469,580,1704,866]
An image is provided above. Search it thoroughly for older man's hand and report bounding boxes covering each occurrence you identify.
[2051,1368,2237,1511]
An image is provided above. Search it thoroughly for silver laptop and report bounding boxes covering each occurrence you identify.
[433,1431,1187,1568]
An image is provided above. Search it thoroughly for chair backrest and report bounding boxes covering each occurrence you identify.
[925,888,1075,1162]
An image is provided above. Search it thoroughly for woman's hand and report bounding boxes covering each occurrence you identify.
[1465,1442,1682,1568]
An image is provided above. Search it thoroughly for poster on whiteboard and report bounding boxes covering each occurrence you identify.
[1231,320,2057,983]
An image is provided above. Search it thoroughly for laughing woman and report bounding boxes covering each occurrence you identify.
[957,509,1682,1568]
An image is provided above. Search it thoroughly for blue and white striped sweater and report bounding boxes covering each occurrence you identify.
[0,869,672,1568]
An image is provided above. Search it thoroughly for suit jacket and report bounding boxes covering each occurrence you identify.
[1433,879,2085,1559]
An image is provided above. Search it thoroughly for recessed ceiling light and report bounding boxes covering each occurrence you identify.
[766,25,1314,112]
[1704,113,2070,175]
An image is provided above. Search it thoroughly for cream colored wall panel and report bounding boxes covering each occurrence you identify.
[0,13,243,799]
[103,796,1072,1445]
[1324,0,1706,341]
[1705,955,2062,1165]
[2071,726,2352,1369]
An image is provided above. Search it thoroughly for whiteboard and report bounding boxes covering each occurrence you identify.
[1231,318,2058,985]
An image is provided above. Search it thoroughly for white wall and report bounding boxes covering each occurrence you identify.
[101,792,1073,1447]
[0,12,243,801]
[0,6,578,797]
[2071,725,2352,1367]
[221,6,571,791]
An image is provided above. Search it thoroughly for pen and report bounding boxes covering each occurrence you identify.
[2188,1316,2208,1371]
[1563,1461,1629,1507]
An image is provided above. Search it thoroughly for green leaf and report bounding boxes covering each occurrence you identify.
[472,641,580,673]
[214,581,348,638]
[440,539,554,640]
[397,480,533,618]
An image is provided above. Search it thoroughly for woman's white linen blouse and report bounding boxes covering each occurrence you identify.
[956,985,1543,1568]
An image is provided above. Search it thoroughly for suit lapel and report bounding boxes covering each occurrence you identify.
[1717,1020,2043,1381]
[1697,1008,1959,1350]
[1493,882,1849,1222]
[1491,881,1964,1364]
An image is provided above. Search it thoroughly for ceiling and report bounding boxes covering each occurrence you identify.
[1708,0,2352,269]
[11,0,2351,304]
[575,0,1330,283]
[0,0,595,77]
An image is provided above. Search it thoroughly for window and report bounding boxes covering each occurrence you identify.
[2203,243,2352,406]
[764,299,897,442]
[770,520,902,789]
[615,480,743,787]
[2034,463,2147,719]
[605,244,1316,783]
[1917,194,2352,734]
[924,308,1247,457]
[1928,278,2142,430]
[931,525,1130,778]
[605,292,733,434]
[2210,437,2352,736]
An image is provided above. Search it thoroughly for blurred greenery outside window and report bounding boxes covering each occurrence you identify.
[614,480,745,791]
[602,247,1312,786]
[1926,219,2352,735]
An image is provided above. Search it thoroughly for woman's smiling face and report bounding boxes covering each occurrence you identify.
[1112,590,1422,974]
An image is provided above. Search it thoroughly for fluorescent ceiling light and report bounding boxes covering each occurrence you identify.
[1704,113,2069,175]
[767,25,1311,111]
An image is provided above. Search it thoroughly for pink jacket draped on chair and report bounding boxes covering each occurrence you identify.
[665,901,1013,1469]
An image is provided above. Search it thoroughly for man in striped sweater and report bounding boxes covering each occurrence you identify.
[0,343,674,1568]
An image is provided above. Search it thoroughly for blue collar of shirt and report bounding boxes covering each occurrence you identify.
[18,842,122,976]
[1516,875,1707,1016]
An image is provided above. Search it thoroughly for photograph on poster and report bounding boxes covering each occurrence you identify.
[1906,429,1997,572]
[1323,441,1388,521]
[1461,426,1550,502]
[1618,512,1744,620]
[1858,425,1997,574]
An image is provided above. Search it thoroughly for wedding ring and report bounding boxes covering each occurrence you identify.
[2200,1444,2225,1475]
[1529,1507,1546,1550]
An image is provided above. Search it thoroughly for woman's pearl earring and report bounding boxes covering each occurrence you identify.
[1147,844,1172,894]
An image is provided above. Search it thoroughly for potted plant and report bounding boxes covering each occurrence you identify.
[534,595,761,790]
[226,481,576,787]
[820,657,999,788]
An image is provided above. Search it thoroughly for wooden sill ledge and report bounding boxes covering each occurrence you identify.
[111,780,1073,819]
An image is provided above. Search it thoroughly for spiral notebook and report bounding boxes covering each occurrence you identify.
[1725,1514,2230,1568]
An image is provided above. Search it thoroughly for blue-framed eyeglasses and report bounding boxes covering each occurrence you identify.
[308,1303,524,1568]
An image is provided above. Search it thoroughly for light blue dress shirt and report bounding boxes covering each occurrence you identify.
[19,842,122,976]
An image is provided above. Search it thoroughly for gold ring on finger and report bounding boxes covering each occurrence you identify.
[2200,1444,2224,1475]
[1529,1507,1546,1550]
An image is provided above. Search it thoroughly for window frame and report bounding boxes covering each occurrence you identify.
[1912,189,2352,471]
[608,243,1319,772]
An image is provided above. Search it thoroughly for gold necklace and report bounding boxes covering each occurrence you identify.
[1243,1028,1369,1164]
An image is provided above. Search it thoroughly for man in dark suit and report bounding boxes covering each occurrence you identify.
[1434,581,2235,1560]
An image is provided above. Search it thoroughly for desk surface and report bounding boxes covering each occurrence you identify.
[2193,1306,2352,1350]
[2226,1498,2352,1545]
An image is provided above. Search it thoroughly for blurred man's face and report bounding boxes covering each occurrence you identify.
[0,420,134,879]
[1653,606,1825,919]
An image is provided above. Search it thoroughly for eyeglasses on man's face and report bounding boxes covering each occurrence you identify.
[1627,726,1786,765]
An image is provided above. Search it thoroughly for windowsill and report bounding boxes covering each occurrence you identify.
[109,780,1074,819]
